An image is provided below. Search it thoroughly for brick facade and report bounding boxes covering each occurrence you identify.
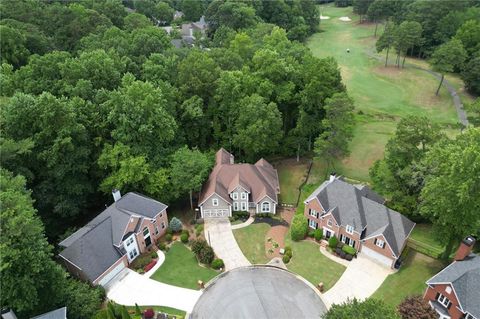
[424,284,465,319]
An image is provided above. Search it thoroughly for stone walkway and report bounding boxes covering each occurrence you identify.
[265,208,295,258]
[231,216,254,230]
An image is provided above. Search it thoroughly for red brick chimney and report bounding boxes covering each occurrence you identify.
[454,236,476,261]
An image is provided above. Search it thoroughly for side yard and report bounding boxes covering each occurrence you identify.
[233,222,271,264]
[371,251,444,306]
[275,158,310,205]
[151,242,218,290]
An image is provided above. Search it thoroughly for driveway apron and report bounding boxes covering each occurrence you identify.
[204,218,251,270]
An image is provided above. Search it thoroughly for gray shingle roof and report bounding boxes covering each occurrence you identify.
[305,178,415,256]
[59,192,167,282]
[31,307,67,319]
[427,254,480,317]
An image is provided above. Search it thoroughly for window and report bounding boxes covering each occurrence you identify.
[465,314,475,319]
[143,227,150,237]
[309,219,317,229]
[241,192,247,200]
[212,198,218,206]
[437,294,450,308]
[346,225,354,234]
[232,192,238,200]
[129,248,138,260]
[240,202,247,211]
[445,286,452,294]
[261,202,270,212]
[154,225,159,235]
[375,238,385,248]
[160,212,163,218]
[309,209,317,217]
[233,202,239,211]
[161,222,165,229]
[125,237,134,247]
[327,219,333,227]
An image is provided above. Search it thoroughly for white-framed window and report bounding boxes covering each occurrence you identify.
[261,201,270,212]
[129,248,138,260]
[212,198,219,206]
[143,227,150,237]
[240,202,247,211]
[375,238,385,248]
[161,222,165,229]
[126,237,134,247]
[327,219,333,227]
[445,286,452,294]
[309,219,317,229]
[232,192,238,200]
[241,192,247,200]
[154,225,159,235]
[233,202,239,211]
[346,225,354,234]
[309,209,317,217]
[437,294,450,308]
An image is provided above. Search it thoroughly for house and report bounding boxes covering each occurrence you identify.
[303,173,415,268]
[31,307,67,319]
[58,191,168,286]
[173,10,184,20]
[424,236,479,319]
[181,16,207,38]
[198,149,280,218]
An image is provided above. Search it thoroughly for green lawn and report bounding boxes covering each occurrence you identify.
[410,224,445,252]
[308,5,460,182]
[233,223,271,264]
[371,251,444,306]
[276,159,310,205]
[151,242,217,289]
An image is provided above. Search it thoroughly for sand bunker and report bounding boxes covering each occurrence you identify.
[339,16,352,21]
[320,15,330,20]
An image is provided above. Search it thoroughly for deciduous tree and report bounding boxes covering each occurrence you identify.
[430,39,467,95]
[323,298,400,319]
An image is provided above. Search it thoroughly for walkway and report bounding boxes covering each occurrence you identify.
[106,269,202,312]
[322,254,393,308]
[319,245,350,267]
[266,208,295,257]
[231,216,254,230]
[144,249,166,278]
[204,218,251,270]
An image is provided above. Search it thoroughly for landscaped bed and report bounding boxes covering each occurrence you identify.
[151,242,217,290]
[233,222,271,264]
[371,251,444,306]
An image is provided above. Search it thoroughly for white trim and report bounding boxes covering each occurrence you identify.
[261,201,271,213]
[308,219,317,229]
[425,282,464,313]
[198,192,231,207]
[212,198,219,206]
[346,225,354,235]
[363,234,398,258]
[93,257,127,284]
[255,194,278,205]
[232,192,238,200]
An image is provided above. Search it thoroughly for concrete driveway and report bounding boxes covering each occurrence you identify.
[204,218,251,270]
[322,254,394,308]
[105,269,202,312]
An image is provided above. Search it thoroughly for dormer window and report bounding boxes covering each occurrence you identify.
[241,192,247,200]
[437,294,451,308]
[232,193,238,200]
[327,219,333,227]
[213,198,219,206]
[375,238,385,248]
[346,225,354,234]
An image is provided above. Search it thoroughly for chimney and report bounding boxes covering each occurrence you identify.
[112,189,122,202]
[329,172,336,183]
[230,154,234,165]
[454,236,476,261]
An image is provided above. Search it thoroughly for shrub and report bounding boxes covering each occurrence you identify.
[211,258,224,270]
[308,230,315,237]
[130,254,152,270]
[229,216,235,222]
[314,228,323,241]
[136,269,145,274]
[342,245,357,255]
[282,255,291,264]
[191,239,208,255]
[165,233,173,242]
[169,217,183,232]
[291,215,308,241]
[284,246,293,258]
[135,304,141,316]
[143,308,155,319]
[180,233,189,243]
[337,242,344,249]
[398,295,437,319]
[166,228,173,235]
[339,251,346,259]
[345,254,353,261]
[335,247,342,255]
[157,242,166,251]
[182,229,189,236]
[150,251,157,259]
[198,246,215,264]
[328,235,338,248]
[144,260,157,272]
[195,224,204,232]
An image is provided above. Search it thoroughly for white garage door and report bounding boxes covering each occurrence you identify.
[361,247,393,268]
[98,261,126,287]
[203,209,229,218]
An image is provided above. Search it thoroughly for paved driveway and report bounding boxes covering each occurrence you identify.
[204,218,251,270]
[322,254,394,308]
[106,269,202,312]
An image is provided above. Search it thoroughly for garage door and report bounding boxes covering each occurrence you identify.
[203,209,229,218]
[98,261,126,287]
[361,247,393,268]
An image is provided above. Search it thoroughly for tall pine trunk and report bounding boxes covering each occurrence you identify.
[189,190,193,211]
[402,54,406,68]
[436,74,444,96]
[385,46,390,67]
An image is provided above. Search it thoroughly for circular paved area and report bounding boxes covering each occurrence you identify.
[191,266,327,319]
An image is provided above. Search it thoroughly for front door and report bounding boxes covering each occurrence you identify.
[325,230,332,239]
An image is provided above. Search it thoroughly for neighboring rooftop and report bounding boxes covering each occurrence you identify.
[199,149,280,205]
[31,307,67,319]
[427,254,480,318]
[306,178,415,256]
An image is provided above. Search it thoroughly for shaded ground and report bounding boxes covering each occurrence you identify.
[275,158,310,205]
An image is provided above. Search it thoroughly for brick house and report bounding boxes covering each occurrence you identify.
[424,236,479,319]
[198,149,280,219]
[58,191,168,286]
[303,174,415,268]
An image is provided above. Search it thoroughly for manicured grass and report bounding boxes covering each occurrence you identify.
[410,224,445,253]
[151,242,217,290]
[125,305,186,319]
[285,239,346,291]
[371,251,444,306]
[276,159,310,205]
[233,222,271,264]
[307,5,461,182]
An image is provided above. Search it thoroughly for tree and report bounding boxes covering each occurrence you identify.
[169,146,213,210]
[376,21,396,67]
[430,39,467,95]
[420,128,480,260]
[454,20,480,59]
[130,26,172,60]
[323,298,401,319]
[466,98,480,126]
[233,94,283,160]
[353,0,374,23]
[395,21,423,68]
[314,93,355,167]
[123,13,152,31]
[291,214,308,241]
[205,1,258,33]
[0,25,30,68]
[367,0,393,37]
[121,306,132,319]
[182,0,204,21]
[169,217,183,232]
[155,2,175,25]
[462,55,480,95]
[397,295,437,319]
[61,278,105,319]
